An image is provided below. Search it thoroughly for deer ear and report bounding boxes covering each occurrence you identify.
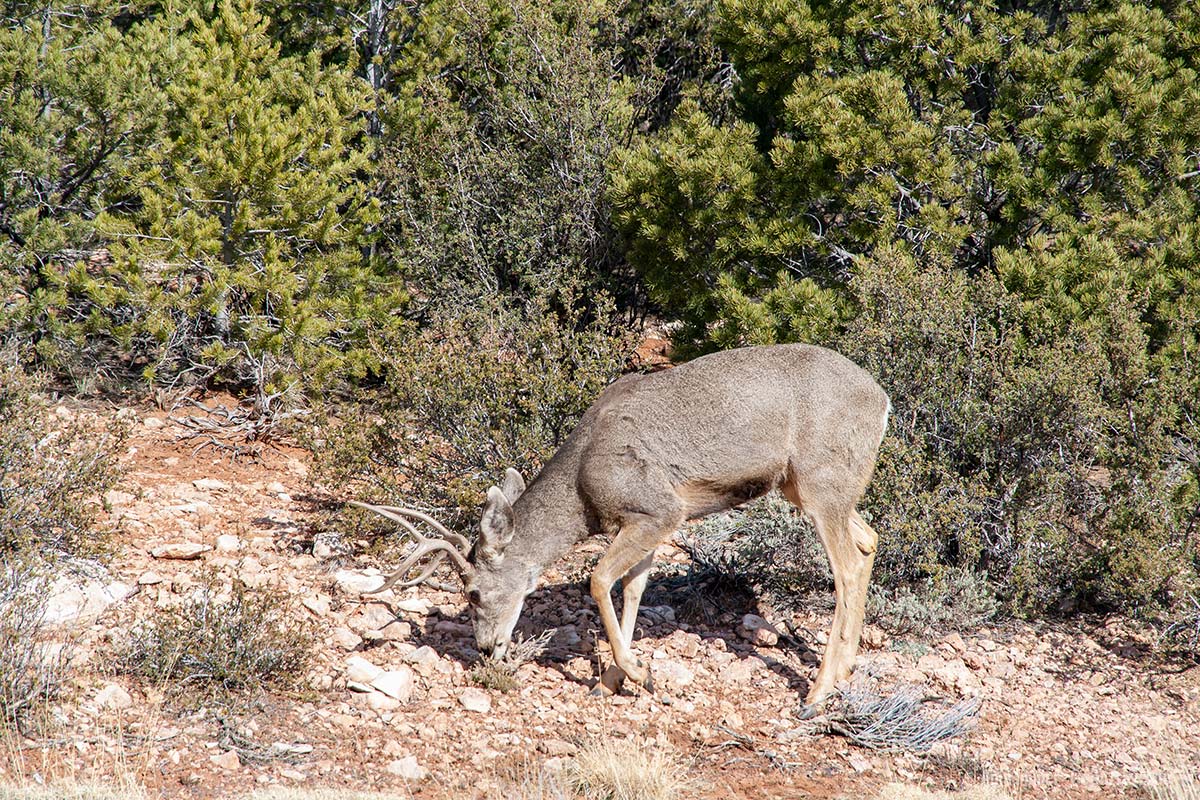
[478,486,515,563]
[500,467,525,504]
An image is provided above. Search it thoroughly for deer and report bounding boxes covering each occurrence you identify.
[351,343,890,714]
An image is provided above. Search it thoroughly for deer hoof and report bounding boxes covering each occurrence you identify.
[796,702,824,720]
[592,664,626,696]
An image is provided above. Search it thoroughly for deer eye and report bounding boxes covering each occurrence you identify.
[467,589,482,607]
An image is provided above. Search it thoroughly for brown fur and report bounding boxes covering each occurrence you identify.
[469,343,889,708]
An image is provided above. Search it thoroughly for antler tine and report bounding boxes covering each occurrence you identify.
[368,504,472,552]
[348,501,475,591]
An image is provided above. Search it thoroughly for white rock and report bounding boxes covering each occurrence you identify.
[210,750,241,770]
[458,688,492,713]
[345,655,383,684]
[334,569,384,594]
[654,660,694,688]
[214,534,241,553]
[370,668,415,703]
[43,577,131,626]
[402,645,441,670]
[193,478,230,492]
[738,614,779,647]
[137,571,164,586]
[142,417,164,429]
[95,683,133,710]
[331,627,363,651]
[386,756,427,781]
[312,540,335,560]
[266,481,288,495]
[151,542,212,560]
[301,595,331,617]
[351,603,397,634]
[393,597,433,615]
[366,692,401,712]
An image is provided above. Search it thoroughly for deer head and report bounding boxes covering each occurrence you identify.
[350,467,533,660]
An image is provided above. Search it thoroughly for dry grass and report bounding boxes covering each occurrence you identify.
[0,778,145,800]
[876,782,1016,800]
[1147,771,1200,800]
[245,789,411,800]
[567,737,690,800]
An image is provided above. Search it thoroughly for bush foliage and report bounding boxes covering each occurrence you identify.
[5,0,1198,621]
[121,575,311,695]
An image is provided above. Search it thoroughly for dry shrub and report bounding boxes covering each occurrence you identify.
[469,630,553,693]
[0,351,124,560]
[121,575,311,696]
[823,683,979,753]
[0,558,71,728]
[312,296,633,529]
[568,737,690,800]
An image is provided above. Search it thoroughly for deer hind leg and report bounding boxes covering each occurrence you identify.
[785,485,878,711]
[590,517,678,695]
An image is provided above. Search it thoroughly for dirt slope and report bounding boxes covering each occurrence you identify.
[15,400,1200,799]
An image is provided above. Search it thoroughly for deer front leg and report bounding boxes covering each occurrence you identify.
[590,522,671,695]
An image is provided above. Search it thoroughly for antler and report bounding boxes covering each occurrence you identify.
[348,501,475,593]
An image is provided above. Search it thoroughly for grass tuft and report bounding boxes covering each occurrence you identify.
[568,737,690,800]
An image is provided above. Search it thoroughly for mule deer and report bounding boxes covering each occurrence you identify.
[352,343,889,710]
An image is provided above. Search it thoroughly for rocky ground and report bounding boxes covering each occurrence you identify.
[8,399,1200,799]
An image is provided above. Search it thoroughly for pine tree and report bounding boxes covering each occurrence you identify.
[95,0,400,391]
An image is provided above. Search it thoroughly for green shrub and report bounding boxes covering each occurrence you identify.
[121,575,311,695]
[840,251,1199,614]
[0,350,124,559]
[313,295,634,526]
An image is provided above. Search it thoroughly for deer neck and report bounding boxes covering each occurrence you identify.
[505,454,591,573]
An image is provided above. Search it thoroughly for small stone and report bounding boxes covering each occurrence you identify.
[737,614,779,647]
[386,756,427,781]
[279,769,307,782]
[847,753,873,773]
[104,490,137,506]
[402,646,441,675]
[192,478,230,492]
[142,417,164,429]
[137,571,165,586]
[334,569,384,595]
[366,692,402,712]
[654,660,694,688]
[331,627,363,651]
[266,481,288,495]
[301,595,331,617]
[214,534,241,553]
[371,668,415,702]
[393,598,433,615]
[539,739,577,757]
[151,543,212,560]
[351,603,397,634]
[95,683,133,710]
[459,688,492,713]
[210,750,241,770]
[345,655,383,684]
[719,659,761,685]
[312,540,335,560]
